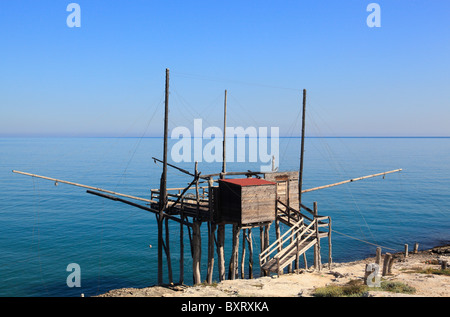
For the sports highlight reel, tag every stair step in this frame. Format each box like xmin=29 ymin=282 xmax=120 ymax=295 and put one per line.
xmin=261 ymin=238 xmax=317 ymax=273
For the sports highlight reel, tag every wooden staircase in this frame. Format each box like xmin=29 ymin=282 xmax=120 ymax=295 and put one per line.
xmin=259 ymin=200 xmax=331 ymax=274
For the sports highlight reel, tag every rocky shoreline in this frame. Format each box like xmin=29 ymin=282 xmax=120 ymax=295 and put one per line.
xmin=96 ymin=245 xmax=449 ymax=297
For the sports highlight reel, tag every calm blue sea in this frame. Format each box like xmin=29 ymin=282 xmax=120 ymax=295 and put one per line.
xmin=0 ymin=137 xmax=449 ymax=297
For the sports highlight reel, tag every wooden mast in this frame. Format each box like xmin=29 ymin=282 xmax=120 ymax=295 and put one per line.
xmin=216 ymin=89 xmax=227 ymax=281
xmin=161 ymin=68 xmax=170 ymax=210
xmin=158 ymin=68 xmax=170 ymax=285
xmin=222 ymin=89 xmax=227 ymax=176
xmin=296 ymin=89 xmax=307 ymax=272
xmin=298 ymin=89 xmax=306 ymax=210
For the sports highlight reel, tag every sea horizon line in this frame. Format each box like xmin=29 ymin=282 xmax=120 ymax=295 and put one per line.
xmin=1 ymin=135 xmax=450 ymax=139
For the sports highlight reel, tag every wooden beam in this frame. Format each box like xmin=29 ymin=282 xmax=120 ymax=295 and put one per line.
xmin=222 ymin=89 xmax=227 ymax=175
xmin=299 ymin=89 xmax=307 ymax=210
xmin=216 ymin=224 xmax=226 ymax=281
xmin=194 ymin=161 xmax=200 ymax=218
xmin=161 ymin=67 xmax=170 ymax=210
xmin=241 ymin=229 xmax=246 ymax=279
xmin=264 ymin=224 xmax=270 ymax=259
xmin=165 ymin=217 xmax=173 ymax=284
xmin=158 ymin=68 xmax=170 ymax=285
xmin=328 ymin=217 xmax=333 ymax=269
xmin=12 ymin=170 xmax=156 ymax=203
xmin=152 ymin=185 xmax=209 ymax=192
xmin=382 ymin=253 xmax=392 ymax=276
xmin=260 ymin=226 xmax=266 ymax=276
xmin=375 ymin=247 xmax=382 ymax=265
xmin=152 ymin=157 xmax=209 ymax=180
xmin=168 ymin=176 xmax=199 ymax=213
xmin=192 ymin=220 xmax=202 ymax=284
xmin=206 ymin=178 xmax=215 ymax=284
xmin=85 ymin=190 xmax=192 ymax=227
xmin=313 ymin=202 xmax=321 ymax=271
xmin=228 ymin=224 xmax=240 ymax=280
xmin=202 ymin=170 xmax=274 ymax=179
xmin=301 ymin=169 xmax=402 ymax=193
xmin=247 ymin=228 xmax=254 ymax=279
xmin=207 ymin=222 xmax=216 ymax=284
xmin=179 ymin=210 xmax=185 ymax=284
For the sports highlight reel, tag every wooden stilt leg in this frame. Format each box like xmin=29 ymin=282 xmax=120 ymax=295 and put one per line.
xmin=247 ymin=228 xmax=254 ymax=279
xmin=192 ymin=220 xmax=202 ymax=284
xmin=207 ymin=222 xmax=216 ymax=284
xmin=241 ymin=229 xmax=246 ymax=279
xmin=165 ymin=217 xmax=173 ymax=283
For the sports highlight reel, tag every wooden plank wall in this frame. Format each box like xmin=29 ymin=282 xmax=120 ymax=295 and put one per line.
xmin=241 ymin=184 xmax=276 ymax=224
xmin=265 ymin=171 xmax=299 ymax=211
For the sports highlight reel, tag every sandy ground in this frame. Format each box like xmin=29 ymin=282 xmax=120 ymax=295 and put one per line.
xmin=97 ymin=246 xmax=450 ymax=297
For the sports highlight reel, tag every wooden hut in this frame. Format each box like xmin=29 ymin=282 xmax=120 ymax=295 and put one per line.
xmin=217 ymin=178 xmax=277 ymax=225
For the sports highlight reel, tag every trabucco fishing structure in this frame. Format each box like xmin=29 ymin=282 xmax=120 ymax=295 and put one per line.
xmin=13 ymin=68 xmax=402 ymax=286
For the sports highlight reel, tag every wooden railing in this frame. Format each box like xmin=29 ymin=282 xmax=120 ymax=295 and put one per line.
xmin=259 ymin=218 xmax=306 ymax=266
xmin=260 ymin=200 xmax=332 ymax=272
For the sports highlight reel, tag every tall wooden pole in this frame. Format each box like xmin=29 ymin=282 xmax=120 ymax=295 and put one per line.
xmin=313 ymin=201 xmax=321 ymax=271
xmin=217 ymin=89 xmax=227 ymax=281
xmin=158 ymin=68 xmax=170 ymax=285
xmin=162 ymin=68 xmax=169 ymax=206
xmin=192 ymin=161 xmax=202 ymax=284
xmin=207 ymin=178 xmax=216 ymax=284
xmin=298 ymin=89 xmax=306 ymax=210
xmin=222 ymin=89 xmax=227 ymax=175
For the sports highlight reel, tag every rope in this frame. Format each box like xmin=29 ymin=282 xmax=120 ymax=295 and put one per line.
xmin=279 ymin=104 xmax=302 ymax=164
xmin=304 ymin=102 xmax=379 ymax=245
xmin=171 ymin=71 xmax=301 ymax=92
xmin=331 ymin=229 xmax=399 ymax=252
xmin=113 ymin=99 xmax=161 ymax=191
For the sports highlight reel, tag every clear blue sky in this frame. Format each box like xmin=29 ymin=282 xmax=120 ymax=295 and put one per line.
xmin=0 ymin=0 xmax=449 ymax=137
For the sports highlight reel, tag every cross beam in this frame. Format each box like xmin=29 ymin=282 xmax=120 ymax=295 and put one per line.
xmin=301 ymin=169 xmax=402 ymax=193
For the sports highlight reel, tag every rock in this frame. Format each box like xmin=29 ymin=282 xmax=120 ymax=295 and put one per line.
xmin=431 ymin=245 xmax=450 ymax=254
xmin=330 ymin=271 xmax=345 ymax=278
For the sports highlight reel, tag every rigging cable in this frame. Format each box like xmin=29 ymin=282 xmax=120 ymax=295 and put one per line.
xmin=305 ymin=100 xmax=379 ymax=246
xmin=113 ymin=95 xmax=164 ymax=192
xmin=331 ymin=229 xmax=399 ymax=252
xmin=171 ymin=71 xmax=301 ymax=92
